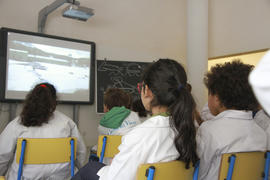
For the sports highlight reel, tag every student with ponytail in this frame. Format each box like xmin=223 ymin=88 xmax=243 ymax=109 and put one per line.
xmin=72 ymin=59 xmax=198 ymax=180
xmin=139 ymin=59 xmax=198 ymax=167
xmin=0 ymin=83 xmax=86 ymax=180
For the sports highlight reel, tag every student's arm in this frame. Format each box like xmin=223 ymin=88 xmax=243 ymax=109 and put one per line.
xmin=196 ymin=125 xmax=216 ymax=179
xmin=98 ymin=130 xmax=145 ymax=180
xmin=69 ymin=120 xmax=87 ymax=169
xmin=98 ymin=125 xmax=111 ymax=135
xmin=200 ymin=103 xmax=215 ymax=121
xmin=194 ymin=110 xmax=203 ymax=126
xmin=0 ymin=120 xmax=18 ymax=175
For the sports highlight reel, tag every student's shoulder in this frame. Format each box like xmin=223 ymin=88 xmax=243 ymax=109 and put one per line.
xmin=125 ymin=111 xmax=141 ymax=122
xmin=53 ymin=110 xmax=72 ymax=121
xmin=6 ymin=116 xmax=24 ymax=128
xmin=198 ymin=117 xmax=221 ymax=135
xmin=127 ymin=115 xmax=169 ymax=133
xmin=51 ymin=110 xmax=76 ymax=126
xmin=1 ymin=116 xmax=25 ymax=136
xmin=122 ymin=120 xmax=158 ymax=145
xmin=199 ymin=117 xmax=215 ymax=127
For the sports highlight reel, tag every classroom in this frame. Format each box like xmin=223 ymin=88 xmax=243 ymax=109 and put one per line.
xmin=1 ymin=0 xmax=270 ymax=179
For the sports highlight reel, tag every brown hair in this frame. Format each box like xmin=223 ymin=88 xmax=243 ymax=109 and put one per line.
xmin=20 ymin=82 xmax=57 ymax=127
xmin=103 ymin=88 xmax=131 ymax=110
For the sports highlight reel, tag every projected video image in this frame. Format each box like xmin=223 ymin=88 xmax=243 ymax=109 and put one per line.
xmin=5 ymin=32 xmax=92 ymax=102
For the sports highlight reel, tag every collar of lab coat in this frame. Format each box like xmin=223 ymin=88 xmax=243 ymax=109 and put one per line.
xmin=214 ymin=110 xmax=253 ymax=121
xmin=137 ymin=115 xmax=170 ymax=128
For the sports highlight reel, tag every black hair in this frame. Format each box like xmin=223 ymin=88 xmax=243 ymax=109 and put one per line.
xmin=131 ymin=95 xmax=147 ymax=117
xmin=141 ymin=59 xmax=198 ymax=167
xmin=204 ymin=60 xmax=258 ymax=111
xmin=20 ymin=82 xmax=57 ymax=127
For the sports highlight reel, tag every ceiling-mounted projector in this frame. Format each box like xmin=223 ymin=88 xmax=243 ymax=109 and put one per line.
xmin=38 ymin=0 xmax=95 ymax=33
xmin=62 ymin=4 xmax=94 ymax=21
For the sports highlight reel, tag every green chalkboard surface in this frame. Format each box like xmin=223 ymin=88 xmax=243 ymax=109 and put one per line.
xmin=97 ymin=60 xmax=150 ymax=113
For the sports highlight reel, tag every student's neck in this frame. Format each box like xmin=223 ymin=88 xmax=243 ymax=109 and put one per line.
xmin=217 ymin=106 xmax=228 ymax=114
xmin=151 ymin=106 xmax=168 ymax=116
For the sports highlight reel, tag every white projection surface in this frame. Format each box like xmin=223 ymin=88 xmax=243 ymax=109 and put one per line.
xmin=5 ymin=32 xmax=92 ymax=102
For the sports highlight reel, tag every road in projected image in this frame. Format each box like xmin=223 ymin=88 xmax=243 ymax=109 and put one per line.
xmin=7 ymin=59 xmax=89 ymax=95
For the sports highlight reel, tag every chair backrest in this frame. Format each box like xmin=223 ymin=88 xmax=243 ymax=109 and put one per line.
xmin=264 ymin=151 xmax=270 ymax=180
xmin=136 ymin=160 xmax=195 ymax=180
xmin=97 ymin=135 xmax=122 ymax=163
xmin=16 ymin=137 xmax=77 ymax=180
xmin=218 ymin=151 xmax=266 ymax=180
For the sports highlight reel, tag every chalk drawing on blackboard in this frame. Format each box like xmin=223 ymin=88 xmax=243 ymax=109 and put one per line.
xmin=125 ymin=63 xmax=144 ymax=77
xmin=97 ymin=61 xmax=124 ymax=76
xmin=110 ymin=76 xmax=136 ymax=94
xmin=96 ymin=60 xmax=150 ymax=113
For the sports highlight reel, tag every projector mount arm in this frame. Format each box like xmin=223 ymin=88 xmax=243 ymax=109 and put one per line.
xmin=38 ymin=0 xmax=80 ymax=33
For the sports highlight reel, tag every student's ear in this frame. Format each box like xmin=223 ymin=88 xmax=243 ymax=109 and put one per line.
xmin=103 ymin=104 xmax=109 ymax=113
xmin=208 ymin=94 xmax=225 ymax=116
xmin=141 ymin=85 xmax=154 ymax=111
xmin=214 ymin=95 xmax=226 ymax=113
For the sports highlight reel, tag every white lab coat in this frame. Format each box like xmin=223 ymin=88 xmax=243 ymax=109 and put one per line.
xmin=97 ymin=115 xmax=179 ymax=180
xmin=254 ymin=110 xmax=270 ymax=149
xmin=98 ymin=111 xmax=141 ymax=135
xmin=196 ymin=110 xmax=267 ymax=180
xmin=254 ymin=109 xmax=270 ymax=180
xmin=0 ymin=110 xmax=87 ymax=180
xmin=96 ymin=111 xmax=141 ymax=165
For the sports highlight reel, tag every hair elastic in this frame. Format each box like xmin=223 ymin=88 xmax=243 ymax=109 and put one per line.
xmin=178 ymin=84 xmax=183 ymax=91
xmin=40 ymin=84 xmax=47 ymax=88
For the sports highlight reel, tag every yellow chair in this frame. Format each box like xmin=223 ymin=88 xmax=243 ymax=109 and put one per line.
xmin=16 ymin=137 xmax=77 ymax=180
xmin=97 ymin=135 xmax=122 ymax=163
xmin=136 ymin=160 xmax=197 ymax=180
xmin=0 ymin=176 xmax=5 ymax=180
xmin=218 ymin=151 xmax=266 ymax=180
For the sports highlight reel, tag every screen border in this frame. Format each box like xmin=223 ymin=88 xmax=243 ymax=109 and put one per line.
xmin=0 ymin=27 xmax=95 ymax=104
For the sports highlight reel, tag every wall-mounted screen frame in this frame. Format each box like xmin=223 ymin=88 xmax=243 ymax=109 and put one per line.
xmin=0 ymin=27 xmax=95 ymax=104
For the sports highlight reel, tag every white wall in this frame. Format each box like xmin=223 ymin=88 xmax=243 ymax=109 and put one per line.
xmin=209 ymin=0 xmax=270 ymax=58
xmin=191 ymin=0 xmax=270 ymax=108
xmin=0 ymin=0 xmax=187 ymax=149
xmin=187 ymin=0 xmax=208 ymax=109
xmin=2 ymin=0 xmax=270 ymax=150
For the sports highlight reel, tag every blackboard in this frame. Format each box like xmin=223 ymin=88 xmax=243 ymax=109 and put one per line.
xmin=96 ymin=60 xmax=151 ymax=113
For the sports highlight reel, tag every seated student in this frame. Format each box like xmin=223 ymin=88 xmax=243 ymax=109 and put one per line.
xmin=72 ymin=59 xmax=198 ymax=180
xmin=98 ymin=88 xmax=141 ymax=135
xmin=0 ymin=83 xmax=87 ymax=180
xmin=249 ymin=50 xmax=270 ymax=149
xmin=91 ymin=88 xmax=141 ymax=164
xmin=196 ymin=61 xmax=267 ymax=180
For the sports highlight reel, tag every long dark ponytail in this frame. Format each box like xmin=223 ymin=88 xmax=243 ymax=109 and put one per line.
xmin=20 ymin=82 xmax=57 ymax=127
xmin=141 ymin=59 xmax=198 ymax=167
